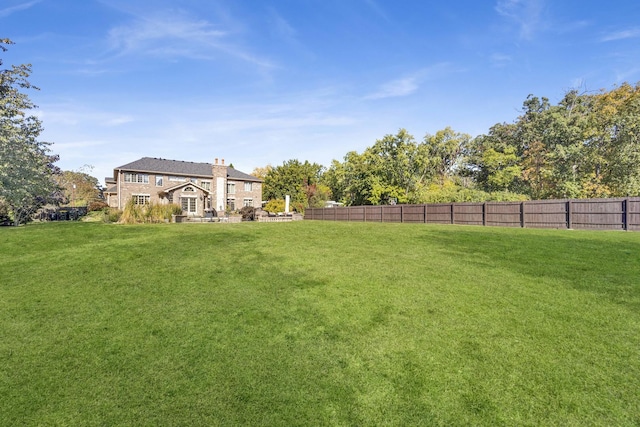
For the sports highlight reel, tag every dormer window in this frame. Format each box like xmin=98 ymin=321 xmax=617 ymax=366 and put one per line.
xmin=183 ymin=186 xmax=195 ymax=192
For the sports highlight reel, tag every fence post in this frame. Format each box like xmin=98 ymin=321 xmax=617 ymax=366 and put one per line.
xmin=623 ymin=199 xmax=629 ymax=231
xmin=520 ymin=202 xmax=525 ymax=228
xmin=400 ymin=205 xmax=404 ymax=223
xmin=567 ymin=200 xmax=573 ymax=229
xmin=424 ymin=204 xmax=427 ymax=224
xmin=451 ymin=204 xmax=454 ymax=224
xmin=483 ymin=202 xmax=486 ymax=226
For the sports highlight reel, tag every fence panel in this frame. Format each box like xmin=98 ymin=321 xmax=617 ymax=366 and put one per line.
xmin=364 ymin=206 xmax=383 ymax=222
xmin=426 ymin=204 xmax=453 ymax=224
xmin=486 ymin=202 xmax=521 ymax=227
xmin=629 ymin=199 xmax=640 ymax=231
xmin=524 ymin=200 xmax=568 ymax=229
xmin=304 ymin=198 xmax=640 ymax=231
xmin=333 ymin=208 xmax=348 ymax=221
xmin=571 ymin=199 xmax=624 ymax=230
xmin=402 ymin=205 xmax=427 ymax=223
xmin=382 ymin=206 xmax=402 ymax=222
xmin=454 ymin=203 xmax=484 ymax=226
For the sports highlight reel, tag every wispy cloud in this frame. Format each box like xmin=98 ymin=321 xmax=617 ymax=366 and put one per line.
xmin=490 ymin=53 xmax=512 ymax=67
xmin=614 ymin=67 xmax=640 ymax=83
xmin=268 ymin=9 xmax=297 ymax=41
xmin=495 ymin=0 xmax=545 ymax=40
xmin=105 ymin=9 xmax=273 ymax=67
xmin=363 ymin=0 xmax=391 ymax=22
xmin=365 ymin=76 xmax=420 ymax=100
xmin=0 ymin=0 xmax=41 ymax=18
xmin=37 ymin=106 xmax=134 ymax=128
xmin=364 ymin=64 xmax=453 ymax=100
xmin=601 ymin=27 xmax=640 ymax=42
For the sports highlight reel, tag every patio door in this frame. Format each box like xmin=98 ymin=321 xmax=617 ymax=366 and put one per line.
xmin=181 ymin=197 xmax=197 ymax=215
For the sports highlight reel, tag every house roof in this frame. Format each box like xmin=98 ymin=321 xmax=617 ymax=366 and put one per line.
xmin=115 ymin=157 xmax=262 ymax=182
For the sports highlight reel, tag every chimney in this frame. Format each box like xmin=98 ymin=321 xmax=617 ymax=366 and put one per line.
xmin=214 ymin=158 xmax=218 ymax=165
xmin=221 ymin=158 xmax=225 ymax=166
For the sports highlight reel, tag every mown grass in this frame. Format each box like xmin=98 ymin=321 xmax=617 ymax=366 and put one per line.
xmin=1 ymin=221 xmax=639 ymax=426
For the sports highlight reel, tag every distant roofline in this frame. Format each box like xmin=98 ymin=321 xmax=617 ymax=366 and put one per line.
xmin=112 ymin=157 xmax=262 ymax=182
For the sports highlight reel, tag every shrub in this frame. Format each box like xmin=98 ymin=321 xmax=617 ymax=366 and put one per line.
xmin=88 ymin=200 xmax=109 ymax=212
xmin=264 ymin=199 xmax=285 ymax=214
xmin=120 ymin=198 xmax=183 ymax=224
xmin=238 ymin=206 xmax=256 ymax=221
xmin=104 ymin=208 xmax=122 ymax=223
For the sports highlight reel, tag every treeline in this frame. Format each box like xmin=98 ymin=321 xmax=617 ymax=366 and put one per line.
xmin=261 ymin=82 xmax=640 ymax=209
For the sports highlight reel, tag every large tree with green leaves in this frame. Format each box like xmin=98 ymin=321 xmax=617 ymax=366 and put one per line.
xmin=262 ymin=159 xmax=327 ymax=211
xmin=471 ymin=84 xmax=640 ymax=199
xmin=0 ymin=39 xmax=61 ymax=225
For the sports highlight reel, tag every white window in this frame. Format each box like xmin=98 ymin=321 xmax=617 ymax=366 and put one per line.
xmin=132 ymin=194 xmax=150 ymax=205
xmin=244 ymin=182 xmax=253 ymax=192
xmin=181 ymin=197 xmax=197 ymax=213
xmin=168 ymin=176 xmax=186 ymax=182
xmin=156 ymin=176 xmax=163 ymax=186
xmin=227 ymin=199 xmax=235 ymax=211
xmin=124 ymin=173 xmax=149 ymax=183
xmin=183 ymin=186 xmax=195 ymax=192
xmin=227 ymin=182 xmax=236 ymax=194
xmin=243 ymin=198 xmax=253 ymax=207
xmin=200 ymin=181 xmax=211 ymax=191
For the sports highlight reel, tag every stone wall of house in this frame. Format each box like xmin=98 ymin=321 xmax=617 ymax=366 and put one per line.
xmin=226 ymin=181 xmax=262 ymax=209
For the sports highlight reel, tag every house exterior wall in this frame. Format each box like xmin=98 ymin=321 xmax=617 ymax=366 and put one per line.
xmin=226 ymin=180 xmax=262 ymax=209
xmin=112 ymin=162 xmax=262 ymax=215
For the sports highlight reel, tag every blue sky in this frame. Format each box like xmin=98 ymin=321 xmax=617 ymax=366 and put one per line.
xmin=2 ymin=0 xmax=639 ymax=183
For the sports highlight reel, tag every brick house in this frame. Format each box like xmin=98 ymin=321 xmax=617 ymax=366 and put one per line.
xmin=104 ymin=157 xmax=262 ymax=216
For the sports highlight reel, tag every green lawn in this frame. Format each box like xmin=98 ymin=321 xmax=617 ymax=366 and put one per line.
xmin=1 ymin=221 xmax=639 ymax=426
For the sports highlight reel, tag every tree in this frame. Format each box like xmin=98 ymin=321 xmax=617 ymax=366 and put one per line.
xmin=263 ymin=159 xmax=326 ymax=210
xmin=251 ymin=164 xmax=273 ymax=180
xmin=54 ymin=166 xmax=101 ymax=207
xmin=588 ymin=83 xmax=640 ymax=196
xmin=0 ymin=39 xmax=61 ymax=225
xmin=423 ymin=127 xmax=471 ymax=184
xmin=330 ymin=128 xmax=476 ymax=205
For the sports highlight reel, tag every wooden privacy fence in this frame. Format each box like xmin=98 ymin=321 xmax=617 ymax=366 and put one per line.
xmin=304 ymin=198 xmax=640 ymax=231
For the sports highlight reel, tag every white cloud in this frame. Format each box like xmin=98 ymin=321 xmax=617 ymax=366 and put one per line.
xmin=0 ymin=0 xmax=41 ymax=18
xmin=364 ymin=64 xmax=453 ymax=100
xmin=495 ymin=0 xmax=545 ymax=40
xmin=105 ymin=9 xmax=273 ymax=67
xmin=364 ymin=76 xmax=420 ymax=100
xmin=601 ymin=28 xmax=640 ymax=42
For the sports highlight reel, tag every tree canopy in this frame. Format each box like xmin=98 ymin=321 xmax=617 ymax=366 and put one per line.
xmin=0 ymin=39 xmax=61 ymax=225
xmin=262 ymin=159 xmax=328 ymax=212
xmin=316 ymin=83 xmax=640 ymax=206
